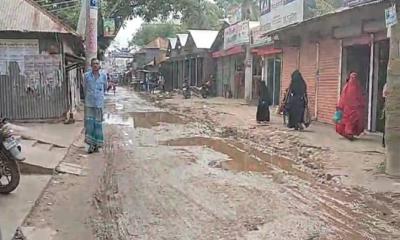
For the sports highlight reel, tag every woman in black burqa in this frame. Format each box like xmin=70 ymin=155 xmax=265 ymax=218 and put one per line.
xmin=285 ymin=70 xmax=307 ymax=130
xmin=256 ymin=81 xmax=271 ymax=123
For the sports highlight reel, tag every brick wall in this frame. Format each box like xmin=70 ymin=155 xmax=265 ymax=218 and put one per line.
xmin=299 ymin=42 xmax=317 ymax=118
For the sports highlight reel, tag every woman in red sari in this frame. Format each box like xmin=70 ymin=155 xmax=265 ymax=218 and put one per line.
xmin=336 ymin=72 xmax=366 ymax=140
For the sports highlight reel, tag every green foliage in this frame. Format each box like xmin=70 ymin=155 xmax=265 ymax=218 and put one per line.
xmin=33 ymin=0 xmax=81 ymax=29
xmin=129 ymin=23 xmax=183 ymax=47
xmin=180 ymin=1 xmax=224 ymax=30
xmin=127 ymin=0 xmax=224 ymax=48
xmin=304 ymin=0 xmax=344 ymax=19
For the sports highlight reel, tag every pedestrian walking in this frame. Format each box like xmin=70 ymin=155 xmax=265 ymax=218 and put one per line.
xmin=158 ymin=73 xmax=165 ymax=92
xmin=335 ymin=71 xmax=366 ymax=141
xmin=256 ymin=81 xmax=271 ymax=123
xmin=84 ymin=58 xmax=107 ymax=153
xmin=285 ymin=70 xmax=308 ymax=130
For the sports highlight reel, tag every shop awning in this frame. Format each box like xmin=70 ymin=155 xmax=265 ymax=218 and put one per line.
xmin=252 ymin=46 xmax=282 ymax=56
xmin=212 ymin=46 xmax=244 ymax=58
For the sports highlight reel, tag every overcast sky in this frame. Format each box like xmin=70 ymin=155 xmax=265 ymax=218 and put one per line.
xmin=112 ymin=17 xmax=143 ymax=49
xmin=112 ymin=0 xmax=216 ymax=49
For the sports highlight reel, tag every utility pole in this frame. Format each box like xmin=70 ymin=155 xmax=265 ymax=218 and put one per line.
xmin=244 ymin=0 xmax=253 ymax=102
xmin=85 ymin=0 xmax=99 ymax=69
xmin=385 ymin=5 xmax=400 ymax=176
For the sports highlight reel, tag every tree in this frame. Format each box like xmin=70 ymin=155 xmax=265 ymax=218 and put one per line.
xmin=129 ymin=23 xmax=182 ymax=47
xmin=304 ymin=0 xmax=343 ymax=19
xmin=33 ymin=0 xmax=81 ymax=29
xmin=385 ymin=20 xmax=400 ymax=176
xmin=180 ymin=1 xmax=223 ymax=30
xmin=215 ymin=0 xmax=259 ymax=20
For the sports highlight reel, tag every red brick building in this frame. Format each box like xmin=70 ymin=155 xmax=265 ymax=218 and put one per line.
xmin=273 ymin=1 xmax=390 ymax=132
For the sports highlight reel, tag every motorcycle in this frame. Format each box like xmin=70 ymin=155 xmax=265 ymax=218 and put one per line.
xmin=182 ymin=81 xmax=191 ymax=99
xmin=201 ymin=80 xmax=211 ymax=99
xmin=0 ymin=118 xmax=25 ymax=194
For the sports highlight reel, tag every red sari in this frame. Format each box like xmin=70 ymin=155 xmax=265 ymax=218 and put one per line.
xmin=336 ymin=78 xmax=365 ymax=139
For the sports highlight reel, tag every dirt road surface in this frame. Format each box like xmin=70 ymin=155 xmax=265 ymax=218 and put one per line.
xmin=24 ymin=88 xmax=400 ymax=240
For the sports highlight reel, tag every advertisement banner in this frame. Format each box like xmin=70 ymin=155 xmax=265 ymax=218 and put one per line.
xmin=260 ymin=0 xmax=304 ymax=32
xmin=0 ymin=39 xmax=39 ymax=74
xmin=104 ymin=18 xmax=116 ymax=37
xmin=87 ymin=18 xmax=97 ymax=53
xmin=385 ymin=5 xmax=398 ymax=28
xmin=260 ymin=0 xmax=272 ymax=31
xmin=224 ymin=21 xmax=250 ymax=50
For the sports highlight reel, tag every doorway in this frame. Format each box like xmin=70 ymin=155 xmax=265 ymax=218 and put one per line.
xmin=374 ymin=40 xmax=389 ymax=132
xmin=265 ymin=56 xmax=281 ymax=105
xmin=344 ymin=45 xmax=370 ymax=92
xmin=343 ymin=44 xmax=371 ymax=127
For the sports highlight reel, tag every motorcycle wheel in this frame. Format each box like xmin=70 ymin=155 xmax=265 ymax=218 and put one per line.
xmin=0 ymin=158 xmax=20 ymax=194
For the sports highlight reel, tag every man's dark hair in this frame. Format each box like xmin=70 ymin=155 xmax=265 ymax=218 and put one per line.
xmin=91 ymin=58 xmax=99 ymax=64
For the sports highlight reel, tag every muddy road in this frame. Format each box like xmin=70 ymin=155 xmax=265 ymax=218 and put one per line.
xmin=93 ymin=88 xmax=400 ymax=240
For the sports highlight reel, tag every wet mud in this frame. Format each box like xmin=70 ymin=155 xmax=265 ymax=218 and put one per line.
xmin=104 ymin=111 xmax=186 ymax=129
xmin=163 ymin=137 xmax=312 ymax=181
xmin=162 ymin=137 xmax=400 ymax=239
xmin=96 ymin=89 xmax=400 ymax=239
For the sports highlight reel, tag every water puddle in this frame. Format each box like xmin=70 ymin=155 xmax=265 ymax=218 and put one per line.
xmin=129 ymin=112 xmax=186 ymax=129
xmin=162 ymin=137 xmax=311 ymax=180
xmin=115 ymin=103 xmax=124 ymax=110
xmin=104 ymin=113 xmax=134 ymax=127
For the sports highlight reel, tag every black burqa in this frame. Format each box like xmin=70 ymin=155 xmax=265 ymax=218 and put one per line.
xmin=286 ymin=70 xmax=307 ymax=129
xmin=256 ymin=82 xmax=271 ymax=122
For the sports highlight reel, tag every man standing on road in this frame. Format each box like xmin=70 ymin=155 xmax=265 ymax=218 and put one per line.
xmin=84 ymin=58 xmax=107 ymax=153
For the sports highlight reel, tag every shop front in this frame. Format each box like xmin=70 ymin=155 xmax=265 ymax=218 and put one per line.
xmin=212 ymin=47 xmax=245 ymax=98
xmin=340 ymin=32 xmax=389 ymax=132
xmin=251 ymin=45 xmax=282 ymax=106
xmin=273 ymin=0 xmax=390 ymax=128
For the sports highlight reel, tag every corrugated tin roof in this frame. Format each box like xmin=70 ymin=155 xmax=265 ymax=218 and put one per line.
xmin=0 ymin=0 xmax=77 ymax=34
xmin=144 ymin=37 xmax=169 ymax=50
xmin=176 ymin=34 xmax=189 ymax=47
xmin=168 ymin=38 xmax=177 ymax=49
xmin=188 ymin=30 xmax=218 ymax=49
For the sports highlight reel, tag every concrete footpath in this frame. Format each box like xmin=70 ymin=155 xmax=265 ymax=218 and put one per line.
xmin=0 ymin=120 xmax=83 ymax=240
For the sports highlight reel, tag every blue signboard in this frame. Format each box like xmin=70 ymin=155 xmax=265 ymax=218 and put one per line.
xmin=90 ymin=0 xmax=98 ymax=8
xmin=385 ymin=5 xmax=398 ymax=28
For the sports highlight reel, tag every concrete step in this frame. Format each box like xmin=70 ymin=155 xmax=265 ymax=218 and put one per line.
xmin=0 ymin=175 xmax=51 ymax=240
xmin=19 ymin=140 xmax=68 ymax=175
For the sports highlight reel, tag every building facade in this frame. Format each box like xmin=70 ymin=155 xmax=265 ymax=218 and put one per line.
xmin=0 ymin=0 xmax=84 ymax=120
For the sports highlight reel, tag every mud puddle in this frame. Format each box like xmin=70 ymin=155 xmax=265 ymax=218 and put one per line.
xmin=162 ymin=137 xmax=400 ymax=238
xmin=104 ymin=112 xmax=187 ymax=129
xmin=162 ymin=137 xmax=311 ymax=180
xmin=130 ymin=112 xmax=187 ymax=129
xmin=104 ymin=113 xmax=134 ymax=127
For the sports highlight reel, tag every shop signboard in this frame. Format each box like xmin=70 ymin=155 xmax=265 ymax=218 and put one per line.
xmin=224 ymin=21 xmax=250 ymax=50
xmin=90 ymin=0 xmax=98 ymax=9
xmin=385 ymin=5 xmax=398 ymax=28
xmin=343 ymin=0 xmax=375 ymax=7
xmin=251 ymin=25 xmax=273 ymax=46
xmin=260 ymin=0 xmax=304 ymax=32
